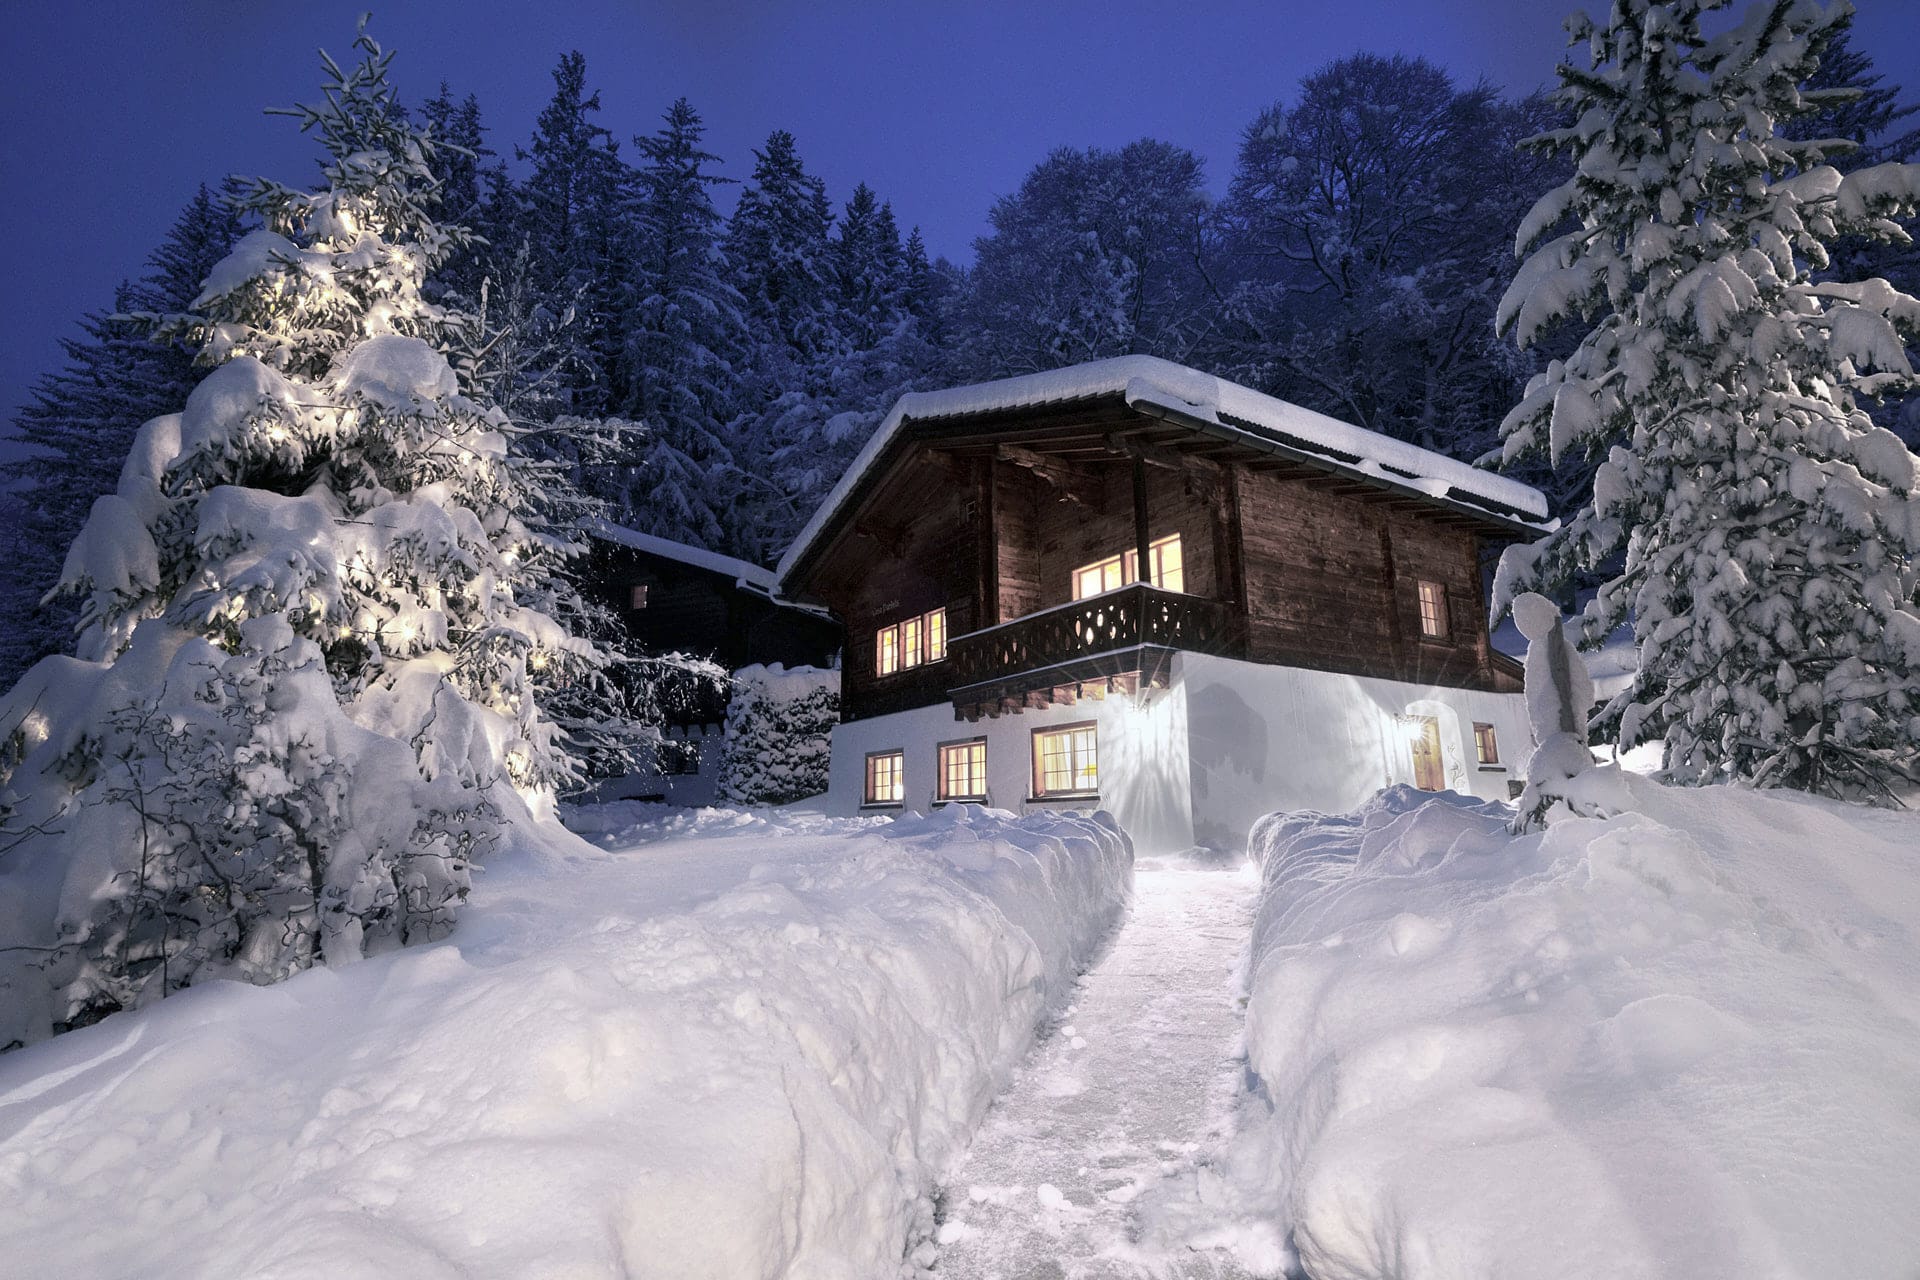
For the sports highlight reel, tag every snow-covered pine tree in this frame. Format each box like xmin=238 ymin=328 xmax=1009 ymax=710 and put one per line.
xmin=418 ymin=83 xmax=499 ymax=316
xmin=727 ymin=129 xmax=838 ymax=370
xmin=833 ymin=184 xmax=906 ymax=351
xmin=1495 ymin=0 xmax=1920 ymax=800
xmin=0 ymin=22 xmax=618 ymax=1046
xmin=504 ymin=52 xmax=634 ymax=417
xmin=616 ymin=98 xmax=748 ymax=552
xmin=1787 ymin=27 xmax=1920 ymax=449
xmin=0 ymin=185 xmax=245 ymax=688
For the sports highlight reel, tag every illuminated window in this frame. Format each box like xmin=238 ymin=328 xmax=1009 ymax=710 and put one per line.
xmin=874 ymin=607 xmax=948 ymax=675
xmin=864 ymin=750 xmax=905 ymax=805
xmin=629 ymin=583 xmax=650 ymax=610
xmin=938 ymin=739 xmax=988 ymax=801
xmin=1032 ymin=723 xmax=1099 ymax=797
xmin=1072 ymin=534 xmax=1184 ymax=599
xmin=1416 ymin=580 xmax=1449 ymax=639
xmin=902 ymin=614 xmax=924 ymax=669
xmin=1474 ymin=722 xmax=1500 ymax=765
xmin=926 ymin=607 xmax=947 ymax=662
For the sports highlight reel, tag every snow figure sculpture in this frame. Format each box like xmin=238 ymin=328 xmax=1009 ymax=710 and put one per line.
xmin=1511 ymin=592 xmax=1604 ymax=831
xmin=1494 ymin=0 xmax=1920 ymax=803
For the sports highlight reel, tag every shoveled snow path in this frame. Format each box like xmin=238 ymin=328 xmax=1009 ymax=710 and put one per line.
xmin=932 ymin=861 xmax=1259 ymax=1279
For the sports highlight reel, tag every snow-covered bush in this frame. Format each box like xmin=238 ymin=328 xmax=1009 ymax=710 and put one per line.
xmin=0 ymin=24 xmax=618 ymax=1047
xmin=1494 ymin=0 xmax=1920 ymax=801
xmin=717 ymin=663 xmax=839 ymax=805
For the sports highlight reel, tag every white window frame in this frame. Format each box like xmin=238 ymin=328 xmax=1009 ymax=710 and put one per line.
xmin=1416 ymin=579 xmax=1450 ymax=639
xmin=874 ymin=606 xmax=948 ymax=676
xmin=1072 ymin=533 xmax=1184 ymax=599
xmin=1031 ymin=722 xmax=1099 ymax=798
xmin=937 ymin=738 xmax=988 ymax=802
xmin=864 ymin=749 xmax=905 ymax=806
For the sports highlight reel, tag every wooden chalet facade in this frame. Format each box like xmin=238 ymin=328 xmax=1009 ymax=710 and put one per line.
xmin=777 ymin=358 xmax=1548 ymax=852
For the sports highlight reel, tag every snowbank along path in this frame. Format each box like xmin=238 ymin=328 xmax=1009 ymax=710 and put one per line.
xmin=0 ymin=805 xmax=1131 ymax=1280
xmin=932 ymin=859 xmax=1263 ymax=1278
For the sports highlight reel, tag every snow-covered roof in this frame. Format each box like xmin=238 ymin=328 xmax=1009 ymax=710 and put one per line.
xmin=588 ymin=521 xmax=778 ymax=595
xmin=776 ymin=356 xmax=1551 ymax=585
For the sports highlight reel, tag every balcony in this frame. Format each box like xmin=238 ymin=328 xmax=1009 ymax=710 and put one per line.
xmin=946 ymin=584 xmax=1235 ymax=720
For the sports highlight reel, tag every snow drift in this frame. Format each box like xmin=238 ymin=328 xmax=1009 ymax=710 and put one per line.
xmin=1197 ymin=781 xmax=1920 ymax=1279
xmin=0 ymin=804 xmax=1130 ymax=1278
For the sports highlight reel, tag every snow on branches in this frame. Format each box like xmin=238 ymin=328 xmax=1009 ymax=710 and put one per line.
xmin=1495 ymin=0 xmax=1920 ymax=801
xmin=0 ymin=21 xmax=626 ymax=1047
xmin=718 ymin=664 xmax=839 ymax=806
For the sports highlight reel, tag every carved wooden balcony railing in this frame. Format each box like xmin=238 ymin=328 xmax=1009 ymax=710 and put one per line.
xmin=947 ymin=585 xmax=1234 ymax=696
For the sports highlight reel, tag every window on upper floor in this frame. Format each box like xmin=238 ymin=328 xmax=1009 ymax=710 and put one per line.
xmin=875 ymin=607 xmax=947 ymax=676
xmin=629 ymin=583 xmax=650 ymax=610
xmin=1416 ymin=579 xmax=1450 ymax=640
xmin=1072 ymin=533 xmax=1184 ymax=600
xmin=865 ymin=750 xmax=905 ymax=805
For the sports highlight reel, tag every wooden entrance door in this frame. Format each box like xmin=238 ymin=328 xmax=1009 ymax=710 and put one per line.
xmin=1409 ymin=716 xmax=1444 ymax=791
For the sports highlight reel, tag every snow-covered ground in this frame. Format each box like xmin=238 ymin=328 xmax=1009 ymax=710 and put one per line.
xmin=1169 ymin=780 xmax=1920 ymax=1279
xmin=0 ymin=803 xmax=1130 ymax=1279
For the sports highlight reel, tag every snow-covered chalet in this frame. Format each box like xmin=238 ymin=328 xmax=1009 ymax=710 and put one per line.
xmin=775 ymin=357 xmax=1550 ymax=854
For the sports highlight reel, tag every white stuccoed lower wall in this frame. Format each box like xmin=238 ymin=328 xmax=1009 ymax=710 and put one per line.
xmin=1177 ymin=652 xmax=1532 ymax=851
xmin=827 ymin=681 xmax=1196 ymax=856
xmin=826 ymin=653 xmax=1533 ymax=856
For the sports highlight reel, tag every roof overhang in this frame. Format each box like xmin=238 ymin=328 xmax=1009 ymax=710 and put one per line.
xmin=778 ymin=380 xmax=1554 ymax=605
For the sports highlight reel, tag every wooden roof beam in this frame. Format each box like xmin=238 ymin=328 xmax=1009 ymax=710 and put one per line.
xmin=995 ymin=444 xmax=1103 ymax=507
xmin=1104 ymin=431 xmax=1226 ymax=480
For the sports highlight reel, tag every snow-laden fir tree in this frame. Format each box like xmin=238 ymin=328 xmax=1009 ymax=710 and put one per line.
xmin=727 ymin=130 xmax=838 ymax=370
xmin=615 ymin=98 xmax=749 ymax=552
xmin=0 ymin=23 xmax=619 ymax=1047
xmin=0 ymin=186 xmax=245 ymax=688
xmin=504 ymin=52 xmax=634 ymax=417
xmin=1495 ymin=0 xmax=1920 ymax=800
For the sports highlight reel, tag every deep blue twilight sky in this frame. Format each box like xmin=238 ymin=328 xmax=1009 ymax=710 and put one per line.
xmin=5 ymin=0 xmax=1919 ymax=441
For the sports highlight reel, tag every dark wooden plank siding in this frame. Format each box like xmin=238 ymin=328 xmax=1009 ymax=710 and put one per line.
xmin=1235 ymin=467 xmax=1495 ymax=688
xmin=1026 ymin=462 xmax=1218 ymax=610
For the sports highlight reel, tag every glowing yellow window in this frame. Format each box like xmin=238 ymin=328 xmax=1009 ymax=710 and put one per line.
xmin=864 ymin=750 xmax=905 ymax=805
xmin=925 ymin=607 xmax=947 ymax=662
xmin=1072 ymin=534 xmax=1184 ymax=599
xmin=875 ymin=624 xmax=900 ymax=676
xmin=938 ymin=739 xmax=987 ymax=801
xmin=1032 ymin=723 xmax=1099 ymax=797
xmin=1417 ymin=580 xmax=1449 ymax=639
xmin=902 ymin=614 xmax=924 ymax=669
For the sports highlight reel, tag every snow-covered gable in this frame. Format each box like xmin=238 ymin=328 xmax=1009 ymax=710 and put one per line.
xmin=777 ymin=356 xmax=1552 ymax=585
xmin=588 ymin=520 xmax=779 ymax=596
